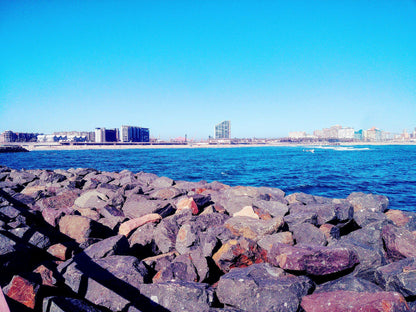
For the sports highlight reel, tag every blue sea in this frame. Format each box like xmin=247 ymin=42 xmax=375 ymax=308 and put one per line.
xmin=1 ymin=145 xmax=415 ymax=211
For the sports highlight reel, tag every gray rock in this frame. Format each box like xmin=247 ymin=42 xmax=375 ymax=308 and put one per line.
xmin=154 ymin=210 xmax=193 ymax=253
xmin=216 ymin=263 xmax=313 ymax=312
xmin=122 ymin=195 xmax=175 ymax=219
xmin=375 ymin=257 xmax=416 ymax=298
xmin=0 ymin=205 xmax=21 ymax=219
xmin=314 ymin=275 xmax=383 ymax=293
xmin=43 ymin=296 xmax=103 ymax=312
xmin=151 ymin=176 xmax=174 ymax=189
xmin=139 ymin=281 xmax=214 ymax=312
xmin=347 ymin=192 xmax=389 ymax=213
xmin=291 ymin=223 xmax=327 ymax=246
xmin=9 ymin=170 xmax=37 ymax=185
xmin=58 ymin=255 xmax=149 ymax=311
xmin=284 ymin=211 xmax=318 ymax=227
xmin=129 ymin=222 xmax=159 ymax=258
xmin=153 ymin=253 xmax=199 ymax=283
xmin=82 ymin=235 xmax=130 ymax=259
xmin=253 ymin=200 xmax=289 ymax=218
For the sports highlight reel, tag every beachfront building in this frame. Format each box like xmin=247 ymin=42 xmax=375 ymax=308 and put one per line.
xmin=337 ymin=127 xmax=355 ymax=140
xmin=1 ymin=131 xmax=39 ymax=143
xmin=95 ymin=128 xmax=119 ymax=143
xmin=120 ymin=125 xmax=150 ymax=142
xmin=215 ymin=120 xmax=231 ymax=139
xmin=288 ymin=131 xmax=307 ymax=139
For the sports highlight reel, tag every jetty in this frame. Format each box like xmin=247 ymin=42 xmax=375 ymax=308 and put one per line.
xmin=0 ymin=145 xmax=29 ymax=153
xmin=0 ymin=166 xmax=414 ymax=311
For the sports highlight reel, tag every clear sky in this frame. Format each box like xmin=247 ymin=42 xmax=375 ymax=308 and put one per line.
xmin=1 ymin=1 xmax=415 ymax=140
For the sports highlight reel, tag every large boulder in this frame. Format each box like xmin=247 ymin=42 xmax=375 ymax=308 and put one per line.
xmin=382 ymin=224 xmax=416 ymax=261
xmin=375 ymin=257 xmax=416 ymax=298
xmin=58 ymin=215 xmax=112 ymax=244
xmin=139 ymin=281 xmax=214 ymax=312
xmin=212 ymin=237 xmax=267 ymax=273
xmin=224 ymin=216 xmax=284 ymax=241
xmin=267 ymin=243 xmax=359 ymax=276
xmin=347 ymin=192 xmax=389 ymax=213
xmin=43 ymin=296 xmax=103 ymax=312
xmin=58 ymin=255 xmax=149 ymax=311
xmin=216 ymin=263 xmax=313 ymax=312
xmin=301 ymin=290 xmax=409 ymax=312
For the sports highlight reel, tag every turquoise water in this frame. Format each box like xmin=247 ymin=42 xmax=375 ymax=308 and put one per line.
xmin=1 ymin=145 xmax=415 ymax=211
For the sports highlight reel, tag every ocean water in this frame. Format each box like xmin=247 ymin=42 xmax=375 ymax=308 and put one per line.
xmin=1 ymin=145 xmax=415 ymax=211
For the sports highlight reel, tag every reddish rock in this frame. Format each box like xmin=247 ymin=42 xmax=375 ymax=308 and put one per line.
xmin=4 ymin=275 xmax=40 ymax=309
xmin=301 ymin=290 xmax=409 ymax=312
xmin=41 ymin=208 xmax=66 ymax=227
xmin=176 ymin=197 xmax=199 ymax=215
xmin=34 ymin=265 xmax=56 ymax=287
xmin=382 ymin=224 xmax=416 ymax=261
xmin=118 ymin=213 xmax=162 ymax=237
xmin=385 ymin=210 xmax=411 ymax=227
xmin=268 ymin=243 xmax=359 ymax=275
xmin=47 ymin=243 xmax=70 ymax=261
xmin=58 ymin=215 xmax=110 ymax=244
xmin=37 ymin=190 xmax=79 ymax=211
xmin=212 ymin=237 xmax=267 ymax=273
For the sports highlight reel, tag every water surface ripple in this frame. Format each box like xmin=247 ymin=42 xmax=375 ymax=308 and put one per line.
xmin=1 ymin=145 xmax=415 ymax=211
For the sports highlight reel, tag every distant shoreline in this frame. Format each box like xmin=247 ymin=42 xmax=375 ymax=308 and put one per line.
xmin=3 ymin=141 xmax=416 ymax=151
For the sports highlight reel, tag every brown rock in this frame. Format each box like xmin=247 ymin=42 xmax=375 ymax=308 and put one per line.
xmin=4 ymin=275 xmax=40 ymax=309
xmin=385 ymin=210 xmax=411 ymax=227
xmin=268 ymin=243 xmax=359 ymax=276
xmin=118 ymin=213 xmax=162 ymax=237
xmin=176 ymin=197 xmax=199 ymax=215
xmin=319 ymin=224 xmax=340 ymax=241
xmin=382 ymin=224 xmax=416 ymax=261
xmin=37 ymin=190 xmax=79 ymax=211
xmin=212 ymin=237 xmax=267 ymax=273
xmin=150 ymin=187 xmax=182 ymax=200
xmin=47 ymin=243 xmax=70 ymax=261
xmin=232 ymin=206 xmax=259 ymax=219
xmin=301 ymin=290 xmax=409 ymax=312
xmin=224 ymin=216 xmax=284 ymax=240
xmin=34 ymin=265 xmax=56 ymax=287
xmin=59 ymin=215 xmax=104 ymax=244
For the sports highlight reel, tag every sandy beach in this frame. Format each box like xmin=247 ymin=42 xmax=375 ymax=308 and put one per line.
xmin=4 ymin=140 xmax=416 ymax=152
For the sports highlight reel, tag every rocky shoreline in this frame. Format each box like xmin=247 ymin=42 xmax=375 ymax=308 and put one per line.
xmin=1 ymin=166 xmax=416 ymax=311
xmin=0 ymin=146 xmax=29 ymax=153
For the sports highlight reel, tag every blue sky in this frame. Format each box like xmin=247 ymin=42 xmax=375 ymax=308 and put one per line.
xmin=1 ymin=1 xmax=415 ymax=140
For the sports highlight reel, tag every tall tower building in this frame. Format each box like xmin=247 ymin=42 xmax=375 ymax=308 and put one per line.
xmin=120 ymin=125 xmax=150 ymax=142
xmin=215 ymin=121 xmax=231 ymax=139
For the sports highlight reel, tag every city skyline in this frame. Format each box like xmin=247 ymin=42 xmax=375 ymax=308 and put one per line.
xmin=1 ymin=1 xmax=415 ymax=140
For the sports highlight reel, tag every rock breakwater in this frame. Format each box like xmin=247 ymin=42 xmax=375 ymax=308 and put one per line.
xmin=0 ymin=165 xmax=415 ymax=311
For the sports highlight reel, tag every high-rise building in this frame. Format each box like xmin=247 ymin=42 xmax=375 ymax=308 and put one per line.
xmin=215 ymin=121 xmax=231 ymax=139
xmin=120 ymin=126 xmax=150 ymax=142
xmin=95 ymin=128 xmax=119 ymax=143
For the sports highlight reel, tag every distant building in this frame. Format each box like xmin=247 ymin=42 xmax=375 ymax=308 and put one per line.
xmin=366 ymin=127 xmax=382 ymax=142
xmin=354 ymin=130 xmax=364 ymax=140
xmin=215 ymin=121 xmax=231 ymax=139
xmin=337 ymin=127 xmax=354 ymax=139
xmin=95 ymin=128 xmax=119 ymax=143
xmin=288 ymin=131 xmax=307 ymax=139
xmin=1 ymin=130 xmax=39 ymax=143
xmin=120 ymin=125 xmax=150 ymax=142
